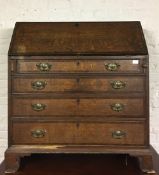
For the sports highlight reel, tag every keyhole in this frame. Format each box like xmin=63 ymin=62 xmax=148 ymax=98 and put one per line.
xmin=77 ymin=98 xmax=80 ymax=104
xmin=76 ymin=122 xmax=80 ymax=128
xmin=76 ymin=61 xmax=80 ymax=66
xmin=76 ymin=78 xmax=80 ymax=83
xmin=75 ymin=23 xmax=79 ymax=27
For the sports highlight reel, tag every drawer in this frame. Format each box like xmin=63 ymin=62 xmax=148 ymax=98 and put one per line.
xmin=12 ymin=121 xmax=145 ymax=145
xmin=12 ymin=76 xmax=144 ymax=93
xmin=12 ymin=98 xmax=144 ymax=116
xmin=17 ymin=59 xmax=144 ymax=73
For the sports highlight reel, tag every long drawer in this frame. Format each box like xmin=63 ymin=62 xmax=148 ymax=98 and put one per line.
xmin=12 ymin=98 xmax=144 ymax=116
xmin=17 ymin=59 xmax=144 ymax=73
xmin=12 ymin=76 xmax=144 ymax=93
xmin=12 ymin=121 xmax=145 ymax=145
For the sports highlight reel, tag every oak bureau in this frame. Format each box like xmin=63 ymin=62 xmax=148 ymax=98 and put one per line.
xmin=5 ymin=22 xmax=157 ymax=174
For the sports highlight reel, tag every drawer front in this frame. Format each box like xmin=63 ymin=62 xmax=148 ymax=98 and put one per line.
xmin=17 ymin=59 xmax=143 ymax=73
xmin=12 ymin=76 xmax=144 ymax=93
xmin=12 ymin=122 xmax=145 ymax=145
xmin=12 ymin=98 xmax=144 ymax=116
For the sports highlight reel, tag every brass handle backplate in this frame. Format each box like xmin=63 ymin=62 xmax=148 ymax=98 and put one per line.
xmin=31 ymin=129 xmax=46 ymax=138
xmin=31 ymin=103 xmax=46 ymax=111
xmin=105 ymin=63 xmax=120 ymax=71
xmin=111 ymin=80 xmax=126 ymax=89
xmin=112 ymin=130 xmax=126 ymax=139
xmin=31 ymin=81 xmax=47 ymax=90
xmin=36 ymin=63 xmax=52 ymax=72
xmin=111 ymin=103 xmax=124 ymax=112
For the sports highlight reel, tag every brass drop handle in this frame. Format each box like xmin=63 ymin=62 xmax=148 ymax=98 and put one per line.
xmin=31 ymin=129 xmax=46 ymax=138
xmin=105 ymin=63 xmax=120 ymax=71
xmin=31 ymin=103 xmax=46 ymax=111
xmin=111 ymin=103 xmax=124 ymax=112
xmin=111 ymin=80 xmax=126 ymax=89
xmin=112 ymin=130 xmax=126 ymax=139
xmin=31 ymin=81 xmax=47 ymax=90
xmin=36 ymin=63 xmax=52 ymax=71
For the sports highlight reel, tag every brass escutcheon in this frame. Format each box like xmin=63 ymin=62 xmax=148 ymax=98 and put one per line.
xmin=36 ymin=63 xmax=52 ymax=71
xmin=112 ymin=130 xmax=126 ymax=139
xmin=31 ymin=129 xmax=46 ymax=138
xmin=111 ymin=103 xmax=124 ymax=112
xmin=31 ymin=81 xmax=47 ymax=90
xmin=105 ymin=63 xmax=120 ymax=71
xmin=31 ymin=103 xmax=46 ymax=111
xmin=111 ymin=80 xmax=126 ymax=89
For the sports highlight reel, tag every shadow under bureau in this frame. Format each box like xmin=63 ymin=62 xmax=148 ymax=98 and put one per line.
xmin=5 ymin=22 xmax=157 ymax=174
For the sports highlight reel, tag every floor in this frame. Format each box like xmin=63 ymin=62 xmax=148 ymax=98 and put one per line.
xmin=0 ymin=154 xmax=144 ymax=175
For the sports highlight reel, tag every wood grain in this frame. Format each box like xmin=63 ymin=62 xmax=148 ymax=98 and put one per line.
xmin=12 ymin=98 xmax=144 ymax=116
xmin=17 ymin=59 xmax=143 ymax=73
xmin=12 ymin=121 xmax=145 ymax=145
xmin=12 ymin=76 xmax=144 ymax=93
xmin=8 ymin=22 xmax=148 ymax=56
xmin=0 ymin=154 xmax=146 ymax=175
xmin=6 ymin=22 xmax=154 ymax=174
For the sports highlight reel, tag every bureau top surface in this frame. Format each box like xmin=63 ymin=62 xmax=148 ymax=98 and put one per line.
xmin=8 ymin=22 xmax=148 ymax=56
